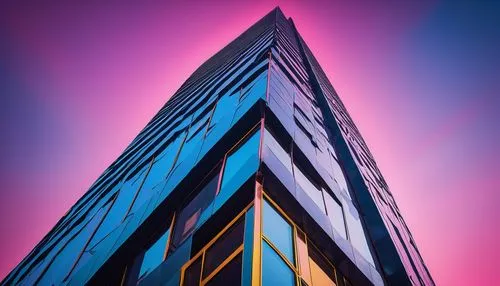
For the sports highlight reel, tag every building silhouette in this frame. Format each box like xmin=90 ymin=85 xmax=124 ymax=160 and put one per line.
xmin=3 ymin=7 xmax=434 ymax=286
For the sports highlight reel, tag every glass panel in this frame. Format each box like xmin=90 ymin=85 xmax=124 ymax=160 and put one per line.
xmin=262 ymin=241 xmax=295 ymax=286
xmin=308 ymin=244 xmax=336 ymax=286
xmin=88 ymin=186 xmax=127 ymax=249
xmin=296 ymin=231 xmax=312 ymax=286
xmin=242 ymin=207 xmax=255 ymax=286
xmin=138 ymin=228 xmax=171 ymax=279
xmin=215 ymin=130 xmax=260 ymax=211
xmin=183 ymin=256 xmax=202 ymax=286
xmin=205 ymin=253 xmax=242 ymax=286
xmin=203 ymin=218 xmax=244 ymax=277
xmin=220 ymin=131 xmax=260 ymax=192
xmin=309 ymin=258 xmax=336 ymax=286
xmin=264 ymin=129 xmax=292 ymax=172
xmin=38 ymin=207 xmax=107 ymax=284
xmin=171 ymin=173 xmax=219 ymax=250
xmin=294 ymin=165 xmax=325 ymax=214
xmin=331 ymin=158 xmax=349 ymax=194
xmin=323 ymin=192 xmax=347 ymax=240
xmin=209 ymin=93 xmax=238 ymax=128
xmin=131 ymin=133 xmax=185 ymax=214
xmin=262 ymin=200 xmax=294 ymax=264
xmin=344 ymin=209 xmax=374 ymax=264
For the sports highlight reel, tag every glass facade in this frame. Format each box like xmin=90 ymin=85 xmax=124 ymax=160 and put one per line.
xmin=3 ymin=7 xmax=433 ymax=286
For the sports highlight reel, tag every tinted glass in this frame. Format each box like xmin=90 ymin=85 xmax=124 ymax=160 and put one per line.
xmin=183 ymin=256 xmax=202 ymax=286
xmin=263 ymin=200 xmax=294 ymax=264
xmin=171 ymin=173 xmax=219 ymax=250
xmin=220 ymin=131 xmax=260 ymax=192
xmin=138 ymin=228 xmax=171 ymax=279
xmin=308 ymin=244 xmax=336 ymax=286
xmin=262 ymin=241 xmax=295 ymax=286
xmin=203 ymin=218 xmax=244 ymax=277
xmin=294 ymin=165 xmax=325 ymax=214
xmin=296 ymin=231 xmax=312 ymax=286
xmin=205 ymin=253 xmax=242 ymax=286
xmin=264 ymin=129 xmax=292 ymax=172
xmin=323 ymin=192 xmax=347 ymax=240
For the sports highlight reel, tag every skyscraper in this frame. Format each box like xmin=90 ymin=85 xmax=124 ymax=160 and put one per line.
xmin=3 ymin=7 xmax=434 ymax=286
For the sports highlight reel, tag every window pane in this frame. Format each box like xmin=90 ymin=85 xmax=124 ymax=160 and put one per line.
xmin=264 ymin=129 xmax=292 ymax=172
xmin=138 ymin=228 xmax=171 ymax=279
xmin=331 ymin=158 xmax=349 ymax=195
xmin=171 ymin=173 xmax=219 ymax=250
xmin=323 ymin=192 xmax=347 ymax=240
xmin=205 ymin=253 xmax=242 ymax=286
xmin=262 ymin=200 xmax=294 ymax=264
xmin=220 ymin=130 xmax=260 ymax=192
xmin=309 ymin=244 xmax=336 ymax=286
xmin=294 ymin=165 xmax=326 ymax=214
xmin=183 ymin=256 xmax=202 ymax=286
xmin=216 ymin=130 xmax=260 ymax=210
xmin=296 ymin=231 xmax=312 ymax=286
xmin=309 ymin=258 xmax=336 ymax=286
xmin=262 ymin=241 xmax=295 ymax=286
xmin=203 ymin=218 xmax=244 ymax=278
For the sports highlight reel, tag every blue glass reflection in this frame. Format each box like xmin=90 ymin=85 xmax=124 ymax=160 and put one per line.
xmin=216 ymin=131 xmax=260 ymax=210
xmin=262 ymin=200 xmax=294 ymax=264
xmin=262 ymin=240 xmax=295 ymax=286
xmin=139 ymin=228 xmax=171 ymax=279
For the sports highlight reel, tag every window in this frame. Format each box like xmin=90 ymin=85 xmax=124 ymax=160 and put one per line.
xmin=203 ymin=218 xmax=244 ymax=278
xmin=331 ymin=158 xmax=349 ymax=195
xmin=216 ymin=130 xmax=260 ymax=208
xmin=171 ymin=173 xmax=219 ymax=251
xmin=308 ymin=243 xmax=337 ymax=286
xmin=137 ymin=228 xmax=171 ymax=280
xmin=260 ymin=196 xmax=351 ymax=286
xmin=323 ymin=191 xmax=347 ymax=240
xmin=296 ymin=231 xmax=312 ymax=286
xmin=181 ymin=213 xmax=246 ymax=286
xmin=183 ymin=256 xmax=202 ymax=286
xmin=264 ymin=128 xmax=292 ymax=172
xmin=263 ymin=200 xmax=294 ymax=264
xmin=205 ymin=253 xmax=242 ymax=286
xmin=294 ymin=164 xmax=326 ymax=214
xmin=39 ymin=203 xmax=110 ymax=284
xmin=262 ymin=240 xmax=295 ymax=286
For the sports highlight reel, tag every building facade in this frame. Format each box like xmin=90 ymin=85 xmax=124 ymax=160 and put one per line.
xmin=3 ymin=8 xmax=434 ymax=286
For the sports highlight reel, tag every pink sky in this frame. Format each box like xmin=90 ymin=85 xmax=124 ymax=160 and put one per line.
xmin=0 ymin=1 xmax=498 ymax=284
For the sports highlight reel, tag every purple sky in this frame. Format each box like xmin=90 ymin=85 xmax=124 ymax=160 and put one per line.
xmin=1 ymin=1 xmax=499 ymax=285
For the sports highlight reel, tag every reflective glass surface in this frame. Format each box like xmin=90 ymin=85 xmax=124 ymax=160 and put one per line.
xmin=323 ymin=192 xmax=347 ymax=240
xmin=138 ymin=228 xmax=171 ymax=279
xmin=296 ymin=231 xmax=312 ymax=286
xmin=171 ymin=173 xmax=219 ymax=249
xmin=205 ymin=253 xmax=242 ymax=286
xmin=294 ymin=165 xmax=326 ymax=214
xmin=203 ymin=218 xmax=244 ymax=277
xmin=220 ymin=131 xmax=260 ymax=192
xmin=262 ymin=200 xmax=294 ymax=264
xmin=264 ymin=129 xmax=292 ymax=172
xmin=183 ymin=256 xmax=201 ymax=286
xmin=262 ymin=240 xmax=295 ymax=286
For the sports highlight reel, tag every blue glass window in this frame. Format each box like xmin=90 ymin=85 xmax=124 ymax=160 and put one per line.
xmin=262 ymin=240 xmax=295 ymax=286
xmin=262 ymin=200 xmax=294 ymax=264
xmin=138 ymin=228 xmax=171 ymax=280
xmin=216 ymin=131 xmax=260 ymax=209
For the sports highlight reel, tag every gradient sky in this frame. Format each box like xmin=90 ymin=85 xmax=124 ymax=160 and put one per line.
xmin=0 ymin=1 xmax=498 ymax=285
